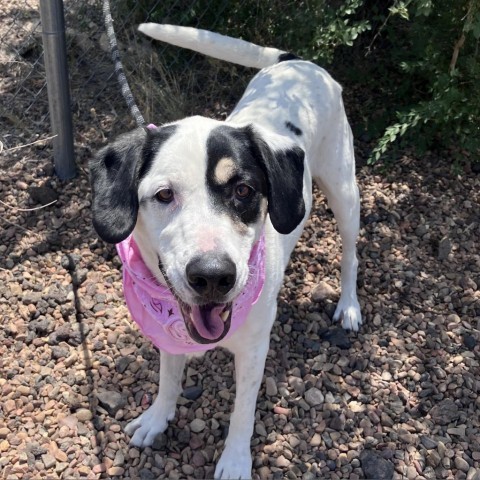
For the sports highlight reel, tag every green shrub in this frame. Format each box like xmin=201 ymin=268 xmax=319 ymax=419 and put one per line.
xmin=366 ymin=0 xmax=480 ymax=164
xmin=121 ymin=0 xmax=479 ymax=163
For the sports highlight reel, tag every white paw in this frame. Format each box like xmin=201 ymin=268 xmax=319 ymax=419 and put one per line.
xmin=333 ymin=297 xmax=362 ymax=331
xmin=214 ymin=445 xmax=252 ymax=479
xmin=124 ymin=403 xmax=174 ymax=447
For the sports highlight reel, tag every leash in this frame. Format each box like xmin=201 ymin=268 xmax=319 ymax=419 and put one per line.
xmin=102 ymin=0 xmax=146 ymax=127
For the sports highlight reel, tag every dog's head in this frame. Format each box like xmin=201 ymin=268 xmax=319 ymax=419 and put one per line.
xmin=90 ymin=117 xmax=305 ymax=343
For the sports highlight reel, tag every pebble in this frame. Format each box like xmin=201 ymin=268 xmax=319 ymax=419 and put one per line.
xmin=420 ymin=436 xmax=438 ymax=449
xmin=429 ymin=399 xmax=459 ymax=425
xmin=455 ymin=456 xmax=470 ymax=473
xmin=182 ymin=385 xmax=203 ymax=401
xmin=107 ymin=466 xmax=125 ymax=476
xmin=304 ymin=387 xmax=324 ymax=406
xmin=96 ymin=390 xmax=127 ymax=416
xmin=265 ymin=376 xmax=278 ymax=396
xmin=41 ymin=453 xmax=56 ymax=469
xmin=311 ymin=281 xmax=336 ymax=302
xmin=75 ymin=409 xmax=93 ymax=422
xmin=320 ymin=327 xmax=352 ymax=349
xmin=275 ymin=455 xmax=291 ymax=468
xmin=360 ymin=450 xmax=394 ymax=480
xmin=190 ymin=419 xmax=206 ymax=433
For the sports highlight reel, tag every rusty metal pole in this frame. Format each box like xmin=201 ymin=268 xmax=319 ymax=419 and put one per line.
xmin=39 ymin=0 xmax=76 ymax=180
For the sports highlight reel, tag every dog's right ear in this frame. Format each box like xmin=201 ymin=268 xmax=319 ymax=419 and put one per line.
xmin=89 ymin=128 xmax=148 ymax=244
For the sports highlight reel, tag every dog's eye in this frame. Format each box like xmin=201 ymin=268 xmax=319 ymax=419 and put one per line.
xmin=235 ymin=184 xmax=253 ymax=200
xmin=155 ymin=188 xmax=174 ymax=203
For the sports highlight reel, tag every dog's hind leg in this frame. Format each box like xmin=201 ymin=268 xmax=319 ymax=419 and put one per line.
xmin=313 ymin=104 xmax=362 ymax=331
xmin=125 ymin=351 xmax=186 ymax=447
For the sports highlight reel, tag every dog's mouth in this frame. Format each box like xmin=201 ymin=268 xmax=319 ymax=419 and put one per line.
xmin=158 ymin=259 xmax=233 ymax=344
xmin=179 ymin=301 xmax=232 ymax=344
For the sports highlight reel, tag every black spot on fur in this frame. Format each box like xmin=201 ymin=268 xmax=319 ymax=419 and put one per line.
xmin=206 ymin=125 xmax=305 ymax=235
xmin=277 ymin=52 xmax=301 ymax=62
xmin=285 ymin=121 xmax=302 ymax=136
xmin=89 ymin=125 xmax=176 ymax=243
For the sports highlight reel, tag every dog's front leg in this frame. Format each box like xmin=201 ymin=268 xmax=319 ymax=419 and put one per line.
xmin=214 ymin=336 xmax=270 ymax=479
xmin=125 ymin=350 xmax=186 ymax=447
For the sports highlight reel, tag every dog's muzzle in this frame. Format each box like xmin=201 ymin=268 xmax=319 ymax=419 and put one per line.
xmin=159 ymin=253 xmax=237 ymax=344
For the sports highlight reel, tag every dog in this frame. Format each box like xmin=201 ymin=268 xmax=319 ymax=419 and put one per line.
xmin=89 ymin=24 xmax=361 ymax=479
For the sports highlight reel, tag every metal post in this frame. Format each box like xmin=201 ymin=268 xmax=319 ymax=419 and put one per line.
xmin=39 ymin=0 xmax=76 ymax=180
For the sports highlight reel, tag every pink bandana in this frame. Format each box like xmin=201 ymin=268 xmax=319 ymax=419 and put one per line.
xmin=116 ymin=235 xmax=266 ymax=354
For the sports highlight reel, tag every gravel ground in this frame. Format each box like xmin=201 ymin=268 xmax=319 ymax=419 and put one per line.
xmin=1 ymin=135 xmax=479 ymax=480
xmin=1 ymin=2 xmax=480 ymax=479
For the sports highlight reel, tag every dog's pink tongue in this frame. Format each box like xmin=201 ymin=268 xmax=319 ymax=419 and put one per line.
xmin=191 ymin=304 xmax=225 ymax=341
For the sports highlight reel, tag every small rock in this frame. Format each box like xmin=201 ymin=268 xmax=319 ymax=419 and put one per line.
xmin=258 ymin=466 xmax=271 ymax=480
xmin=427 ymin=450 xmax=441 ymax=468
xmin=115 ymin=356 xmax=133 ymax=374
xmin=28 ymin=185 xmax=58 ymax=205
xmin=304 ymin=387 xmax=324 ymax=407
xmin=420 ymin=436 xmax=438 ymax=449
xmin=139 ymin=468 xmax=156 ymax=479
xmin=190 ymin=418 xmax=206 ymax=433
xmin=0 ymin=440 xmax=9 ymax=452
xmin=320 ymin=327 xmax=351 ymax=349
xmin=310 ymin=433 xmax=321 ymax=447
xmin=96 ymin=390 xmax=127 ymax=416
xmin=51 ymin=345 xmax=69 ymax=360
xmin=360 ymin=450 xmax=394 ymax=480
xmin=177 ymin=428 xmax=191 ymax=444
xmin=41 ymin=453 xmax=56 ymax=469
xmin=107 ymin=466 xmax=125 ymax=477
xmin=311 ymin=281 xmax=336 ymax=302
xmin=447 ymin=425 xmax=466 ymax=436
xmin=467 ymin=468 xmax=480 ymax=480
xmin=182 ymin=465 xmax=195 ymax=475
xmin=255 ymin=422 xmax=267 ymax=437
xmin=75 ymin=408 xmax=93 ymax=422
xmin=275 ymin=454 xmax=291 ymax=468
xmin=27 ymin=443 xmax=47 ymax=457
xmin=328 ymin=414 xmax=345 ymax=431
xmin=0 ymin=428 xmax=9 ymax=439
xmin=182 ymin=385 xmax=203 ymax=401
xmin=113 ymin=450 xmax=124 ymax=467
xmin=288 ymin=376 xmax=305 ymax=395
xmin=429 ymin=399 xmax=459 ymax=425
xmin=152 ymin=433 xmax=168 ymax=450
xmin=455 ymin=456 xmax=470 ymax=473
xmin=265 ymin=376 xmax=278 ymax=396
xmin=58 ymin=415 xmax=78 ymax=430
xmin=92 ymin=464 xmax=107 ymax=474
xmin=437 ymin=236 xmax=452 ymax=260
xmin=381 ymin=371 xmax=392 ymax=381
xmin=463 ymin=334 xmax=476 ymax=350
xmin=191 ymin=451 xmax=206 ymax=467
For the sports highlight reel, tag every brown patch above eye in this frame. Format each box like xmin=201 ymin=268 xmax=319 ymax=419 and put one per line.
xmin=214 ymin=157 xmax=237 ymax=184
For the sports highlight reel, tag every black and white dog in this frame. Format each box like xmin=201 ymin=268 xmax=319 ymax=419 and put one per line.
xmin=90 ymin=24 xmax=361 ymax=479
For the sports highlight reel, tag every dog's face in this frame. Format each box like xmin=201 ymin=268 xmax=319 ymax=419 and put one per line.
xmin=90 ymin=117 xmax=305 ymax=343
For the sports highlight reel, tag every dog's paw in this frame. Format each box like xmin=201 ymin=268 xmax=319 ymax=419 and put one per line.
xmin=334 ymin=297 xmax=362 ymax=331
xmin=214 ymin=445 xmax=252 ymax=479
xmin=124 ymin=404 xmax=174 ymax=447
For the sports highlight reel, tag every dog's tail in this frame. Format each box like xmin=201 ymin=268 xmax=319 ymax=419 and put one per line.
xmin=138 ymin=23 xmax=294 ymax=69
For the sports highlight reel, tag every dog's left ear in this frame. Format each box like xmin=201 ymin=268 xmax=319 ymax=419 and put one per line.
xmin=246 ymin=126 xmax=305 ymax=234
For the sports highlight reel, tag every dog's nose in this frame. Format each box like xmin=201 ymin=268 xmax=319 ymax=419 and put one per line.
xmin=186 ymin=253 xmax=236 ymax=298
